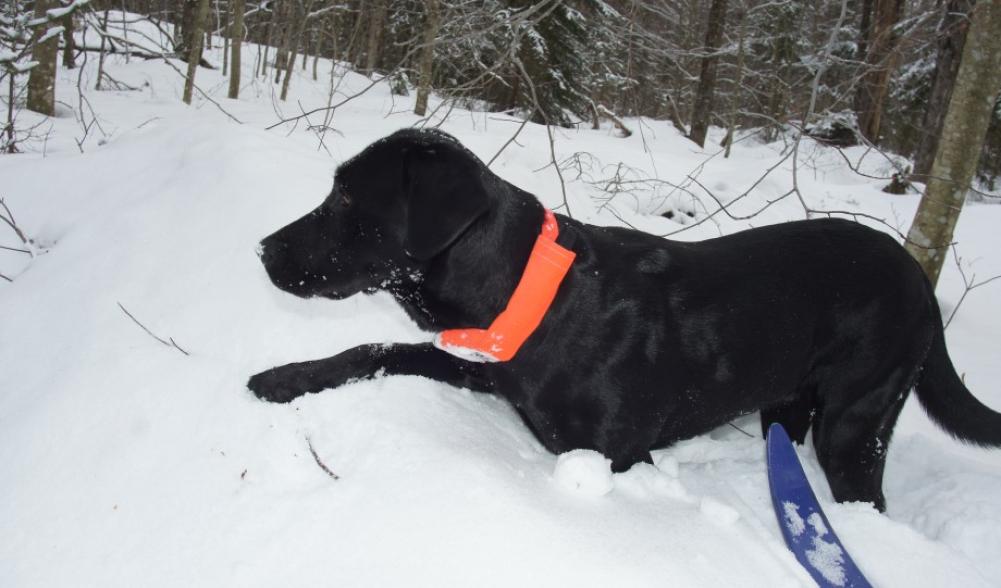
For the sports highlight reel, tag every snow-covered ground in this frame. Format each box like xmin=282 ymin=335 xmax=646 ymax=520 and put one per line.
xmin=3 ymin=16 xmax=1001 ymax=587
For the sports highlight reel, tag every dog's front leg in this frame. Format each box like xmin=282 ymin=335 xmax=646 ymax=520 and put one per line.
xmin=248 ymin=342 xmax=493 ymax=403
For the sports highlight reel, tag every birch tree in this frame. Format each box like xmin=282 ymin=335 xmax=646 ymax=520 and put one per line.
xmin=905 ymin=0 xmax=1001 ymax=287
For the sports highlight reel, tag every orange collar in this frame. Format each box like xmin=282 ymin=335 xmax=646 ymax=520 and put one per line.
xmin=433 ymin=209 xmax=576 ymax=362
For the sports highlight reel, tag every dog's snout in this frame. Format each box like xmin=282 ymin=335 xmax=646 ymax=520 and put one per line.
xmin=258 ymin=238 xmax=285 ymax=268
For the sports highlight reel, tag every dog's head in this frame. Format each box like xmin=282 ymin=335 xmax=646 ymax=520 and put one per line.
xmin=258 ymin=129 xmax=491 ymax=299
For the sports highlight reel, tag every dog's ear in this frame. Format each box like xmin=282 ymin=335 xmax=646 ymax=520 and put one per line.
xmin=403 ymin=144 xmax=490 ymax=261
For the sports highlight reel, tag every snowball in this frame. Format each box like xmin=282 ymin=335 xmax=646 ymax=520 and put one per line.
xmin=553 ymin=449 xmax=614 ymax=497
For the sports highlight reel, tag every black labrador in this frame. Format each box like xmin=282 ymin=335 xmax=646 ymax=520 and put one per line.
xmin=249 ymin=128 xmax=1001 ymax=511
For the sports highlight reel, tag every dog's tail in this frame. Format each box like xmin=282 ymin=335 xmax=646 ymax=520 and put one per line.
xmin=913 ymin=287 xmax=1001 ymax=447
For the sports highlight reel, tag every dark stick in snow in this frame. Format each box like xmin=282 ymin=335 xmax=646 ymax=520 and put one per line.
xmin=306 ymin=436 xmax=340 ymax=480
xmin=116 ymin=302 xmax=190 ymax=356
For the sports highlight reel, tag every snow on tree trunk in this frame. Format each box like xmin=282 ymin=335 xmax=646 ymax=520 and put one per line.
xmin=688 ymin=0 xmax=728 ymax=148
xmin=27 ymin=0 xmax=58 ymax=116
xmin=414 ymin=0 xmax=440 ymax=117
xmin=905 ymin=0 xmax=1001 ymax=287
xmin=228 ymin=0 xmax=244 ymax=99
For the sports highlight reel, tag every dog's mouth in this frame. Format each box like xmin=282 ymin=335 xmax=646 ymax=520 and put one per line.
xmin=313 ymin=283 xmax=377 ymax=300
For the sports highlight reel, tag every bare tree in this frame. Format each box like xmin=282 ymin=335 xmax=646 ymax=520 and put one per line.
xmin=228 ymin=0 xmax=245 ymax=99
xmin=855 ymin=0 xmax=905 ymax=144
xmin=905 ymin=0 xmax=1001 ymax=286
xmin=27 ymin=0 xmax=59 ymax=115
xmin=911 ymin=0 xmax=974 ymax=179
xmin=414 ymin=0 xmax=441 ymax=116
xmin=62 ymin=11 xmax=76 ymax=69
xmin=363 ymin=0 xmax=387 ymax=76
xmin=280 ymin=0 xmax=307 ymax=101
xmin=182 ymin=0 xmax=211 ymax=104
xmin=688 ymin=0 xmax=728 ymax=148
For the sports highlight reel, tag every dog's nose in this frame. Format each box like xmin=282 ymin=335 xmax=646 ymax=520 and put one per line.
xmin=258 ymin=238 xmax=285 ymax=268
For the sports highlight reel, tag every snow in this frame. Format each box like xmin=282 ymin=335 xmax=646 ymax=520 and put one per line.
xmin=553 ymin=449 xmax=614 ymax=497
xmin=2 ymin=12 xmax=1001 ymax=587
xmin=803 ymin=512 xmax=847 ymax=587
xmin=784 ymin=501 xmax=807 ymax=536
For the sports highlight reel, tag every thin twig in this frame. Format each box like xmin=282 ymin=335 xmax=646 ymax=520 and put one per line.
xmin=0 ymin=198 xmax=30 ymax=246
xmin=306 ymin=435 xmax=340 ymax=480
xmin=0 ymin=244 xmax=31 ymax=254
xmin=728 ymin=422 xmax=754 ymax=438
xmin=945 ymin=247 xmax=1001 ymax=330
xmin=117 ymin=302 xmax=190 ymax=356
xmin=487 ymin=114 xmax=530 ymax=167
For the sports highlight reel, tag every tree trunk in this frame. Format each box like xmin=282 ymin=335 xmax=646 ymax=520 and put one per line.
xmin=221 ymin=0 xmax=229 ymax=78
xmin=723 ymin=7 xmax=747 ymax=158
xmin=174 ymin=0 xmax=186 ymax=51
xmin=261 ymin=4 xmax=276 ymax=78
xmin=302 ymin=31 xmax=311 ymax=70
xmin=904 ymin=1 xmax=1001 ymax=287
xmin=95 ymin=9 xmax=109 ymax=90
xmin=414 ymin=0 xmax=441 ymax=116
xmin=182 ymin=0 xmax=211 ymax=104
xmin=6 ymin=69 xmax=16 ymax=152
xmin=228 ymin=0 xmax=244 ymax=99
xmin=619 ymin=0 xmax=638 ymax=115
xmin=27 ymin=0 xmax=59 ymax=116
xmin=912 ymin=0 xmax=975 ymax=179
xmin=688 ymin=0 xmax=728 ymax=148
xmin=280 ymin=1 xmax=306 ymax=101
xmin=855 ymin=0 xmax=905 ymax=144
xmin=177 ymin=0 xmax=197 ymax=55
xmin=62 ymin=11 xmax=76 ymax=69
xmin=363 ymin=0 xmax=387 ymax=76
xmin=274 ymin=0 xmax=292 ymax=84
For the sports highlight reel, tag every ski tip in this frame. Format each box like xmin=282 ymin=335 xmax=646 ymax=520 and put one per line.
xmin=765 ymin=423 xmax=873 ymax=588
xmin=766 ymin=422 xmax=789 ymax=443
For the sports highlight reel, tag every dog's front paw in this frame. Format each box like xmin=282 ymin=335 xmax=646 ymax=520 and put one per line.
xmin=247 ymin=365 xmax=310 ymax=403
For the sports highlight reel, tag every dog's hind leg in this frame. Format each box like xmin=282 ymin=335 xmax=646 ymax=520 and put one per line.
xmin=809 ymin=369 xmax=912 ymax=512
xmin=248 ymin=343 xmax=493 ymax=403
xmin=760 ymin=391 xmax=815 ymax=444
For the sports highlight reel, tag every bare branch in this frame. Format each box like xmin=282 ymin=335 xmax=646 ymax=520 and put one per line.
xmin=117 ymin=302 xmax=190 ymax=356
xmin=945 ymin=246 xmax=1001 ymax=330
xmin=306 ymin=435 xmax=340 ymax=480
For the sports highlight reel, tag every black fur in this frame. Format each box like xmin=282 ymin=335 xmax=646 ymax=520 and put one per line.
xmin=249 ymin=128 xmax=1001 ymax=511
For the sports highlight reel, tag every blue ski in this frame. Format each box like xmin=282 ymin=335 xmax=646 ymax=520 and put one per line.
xmin=766 ymin=423 xmax=872 ymax=588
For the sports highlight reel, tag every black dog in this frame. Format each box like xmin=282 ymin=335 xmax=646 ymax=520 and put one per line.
xmin=249 ymin=128 xmax=1001 ymax=511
